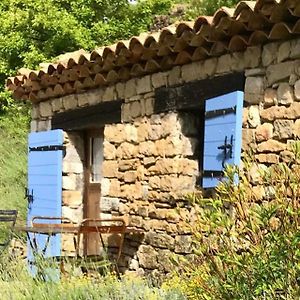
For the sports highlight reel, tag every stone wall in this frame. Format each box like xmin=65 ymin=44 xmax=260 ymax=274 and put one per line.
xmin=30 ymin=37 xmax=300 ymax=275
xmin=61 ymin=132 xmax=85 ymax=255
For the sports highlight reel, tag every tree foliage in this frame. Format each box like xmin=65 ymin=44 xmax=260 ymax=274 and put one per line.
xmin=0 ymin=0 xmax=172 ymax=111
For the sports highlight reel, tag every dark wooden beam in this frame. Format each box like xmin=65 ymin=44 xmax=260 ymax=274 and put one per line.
xmin=154 ymin=72 xmax=245 ymax=113
xmin=52 ymin=100 xmax=122 ymax=130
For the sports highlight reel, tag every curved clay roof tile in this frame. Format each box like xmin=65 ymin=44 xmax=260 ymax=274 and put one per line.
xmin=234 ymin=1 xmax=257 ymax=17
xmin=174 ymin=51 xmax=192 ymax=65
xmin=118 ymin=67 xmax=131 ymax=81
xmin=248 ymin=30 xmax=269 ymax=44
xmin=213 ymin=7 xmax=236 ymax=26
xmin=193 ymin=16 xmax=213 ymax=32
xmin=228 ymin=35 xmax=249 ymax=51
xmin=269 ymin=22 xmax=293 ymax=38
xmin=131 ymin=63 xmax=146 ymax=77
xmin=145 ymin=59 xmax=161 ymax=73
xmin=292 ymin=19 xmax=300 ymax=33
xmin=176 ymin=22 xmax=194 ymax=37
xmin=106 ymin=70 xmax=119 ymax=83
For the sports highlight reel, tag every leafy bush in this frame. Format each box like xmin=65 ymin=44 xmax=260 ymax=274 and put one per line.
xmin=166 ymin=142 xmax=300 ymax=299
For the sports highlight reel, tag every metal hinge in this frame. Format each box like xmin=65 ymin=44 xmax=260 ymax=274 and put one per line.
xmin=205 ymin=106 xmax=236 ymax=119
xmin=29 ymin=145 xmax=64 ymax=152
xmin=202 ymin=170 xmax=224 ymax=178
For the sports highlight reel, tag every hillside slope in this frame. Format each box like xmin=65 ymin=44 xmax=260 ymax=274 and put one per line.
xmin=0 ymin=109 xmax=29 ymax=221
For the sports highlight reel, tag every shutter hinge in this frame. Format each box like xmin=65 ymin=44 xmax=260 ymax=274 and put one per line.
xmin=29 ymin=145 xmax=64 ymax=152
xmin=205 ymin=106 xmax=236 ymax=119
xmin=202 ymin=170 xmax=224 ymax=178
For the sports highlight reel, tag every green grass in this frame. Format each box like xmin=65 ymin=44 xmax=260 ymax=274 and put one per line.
xmin=0 ymin=256 xmax=186 ymax=300
xmin=0 ymin=108 xmax=29 ymax=221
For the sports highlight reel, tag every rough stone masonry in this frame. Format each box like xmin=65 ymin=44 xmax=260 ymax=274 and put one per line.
xmin=31 ymin=37 xmax=300 ymax=276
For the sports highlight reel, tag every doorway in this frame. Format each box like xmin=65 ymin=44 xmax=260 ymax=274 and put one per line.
xmin=84 ymin=129 xmax=104 ymax=254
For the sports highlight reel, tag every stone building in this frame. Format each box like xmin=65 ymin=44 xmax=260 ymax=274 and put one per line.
xmin=7 ymin=0 xmax=300 ymax=276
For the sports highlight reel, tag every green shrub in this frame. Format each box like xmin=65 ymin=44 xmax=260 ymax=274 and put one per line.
xmin=166 ymin=142 xmax=300 ymax=299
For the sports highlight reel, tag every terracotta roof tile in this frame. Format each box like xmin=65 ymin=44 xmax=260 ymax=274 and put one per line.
xmin=7 ymin=0 xmax=300 ymax=102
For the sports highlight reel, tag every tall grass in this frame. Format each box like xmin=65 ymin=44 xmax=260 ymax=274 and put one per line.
xmin=0 ymin=107 xmax=29 ymax=221
xmin=0 ymin=254 xmax=185 ymax=300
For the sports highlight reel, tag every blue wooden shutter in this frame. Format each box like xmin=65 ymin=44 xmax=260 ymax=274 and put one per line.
xmin=27 ymin=129 xmax=63 ymax=272
xmin=202 ymin=91 xmax=243 ymax=188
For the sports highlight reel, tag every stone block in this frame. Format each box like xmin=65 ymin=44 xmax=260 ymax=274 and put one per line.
xmin=278 ymin=41 xmax=291 ymax=62
xmin=244 ymin=93 xmax=263 ymax=104
xmin=103 ymin=141 xmax=116 ymax=160
xmin=102 ymin=161 xmax=118 ymax=178
xmin=255 ymin=123 xmax=273 ymax=142
xmin=62 ymin=94 xmax=78 ymax=110
xmin=136 ymin=75 xmax=152 ymax=95
xmin=30 ymin=120 xmax=37 ymax=132
xmin=104 ymin=124 xmax=126 ymax=144
xmin=257 ymin=139 xmax=286 ymax=153
xmin=122 ymin=103 xmax=131 ymax=123
xmin=130 ymin=101 xmax=141 ymax=119
xmin=62 ymin=206 xmax=82 ymax=223
xmin=231 ymin=52 xmax=245 ymax=71
xmin=124 ymin=124 xmax=138 ymax=143
xmin=216 ymin=54 xmax=232 ymax=74
xmin=266 ymin=61 xmax=295 ymax=86
xmin=280 ymin=150 xmax=295 ymax=163
xmin=62 ymin=191 xmax=82 ymax=207
xmin=248 ymin=105 xmax=261 ymax=128
xmin=100 ymin=197 xmax=119 ymax=212
xmin=149 ymin=176 xmax=160 ymax=189
xmin=262 ymin=42 xmax=278 ymax=66
xmin=168 ymin=66 xmax=182 ymax=86
xmin=273 ymin=119 xmax=294 ymax=139
xmin=174 ymin=235 xmax=192 ymax=254
xmin=255 ymin=153 xmax=279 ymax=164
xmin=286 ymin=102 xmax=300 ymax=119
xmin=62 ymin=162 xmax=83 ymax=174
xmin=144 ymin=97 xmax=154 ymax=116
xmin=264 ymin=88 xmax=277 ymax=107
xmin=277 ymin=83 xmax=294 ymax=105
xmin=37 ymin=119 xmax=51 ymax=131
xmin=181 ymin=61 xmax=204 ymax=82
xmin=294 ymin=80 xmax=300 ymax=100
xmin=139 ymin=141 xmax=157 ymax=156
xmin=31 ymin=105 xmax=40 ymax=119
xmin=203 ymin=57 xmax=217 ymax=76
xmin=77 ymin=92 xmax=89 ymax=107
xmin=87 ymin=89 xmax=103 ymax=105
xmin=108 ymin=179 xmax=121 ymax=197
xmin=243 ymin=46 xmax=261 ymax=68
xmin=124 ymin=171 xmax=137 ymax=183
xmin=39 ymin=101 xmax=52 ymax=117
xmin=116 ymin=82 xmax=125 ymax=99
xmin=51 ymin=98 xmax=63 ymax=112
xmin=151 ymin=72 xmax=168 ymax=88
xmin=118 ymin=159 xmax=139 ymax=171
xmin=245 ymin=77 xmax=264 ymax=94
xmin=124 ymin=78 xmax=137 ymax=98
xmin=260 ymin=106 xmax=286 ymax=121
xmin=290 ymin=39 xmax=300 ymax=59
xmin=145 ymin=232 xmax=175 ymax=249
xmin=245 ymin=68 xmax=266 ymax=77
xmin=137 ymin=245 xmax=158 ymax=269
xmin=157 ymin=249 xmax=174 ymax=272
xmin=293 ymin=119 xmax=300 ymax=138
xmin=103 ymin=85 xmax=116 ymax=101
xmin=137 ymin=122 xmax=151 ymax=142
xmin=251 ymin=185 xmax=266 ymax=201
xmin=242 ymin=129 xmax=256 ymax=152
xmin=116 ymin=142 xmax=138 ymax=159
xmin=101 ymin=178 xmax=110 ymax=196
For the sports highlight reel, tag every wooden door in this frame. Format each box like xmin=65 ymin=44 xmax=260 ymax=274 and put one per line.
xmin=84 ymin=129 xmax=103 ymax=255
